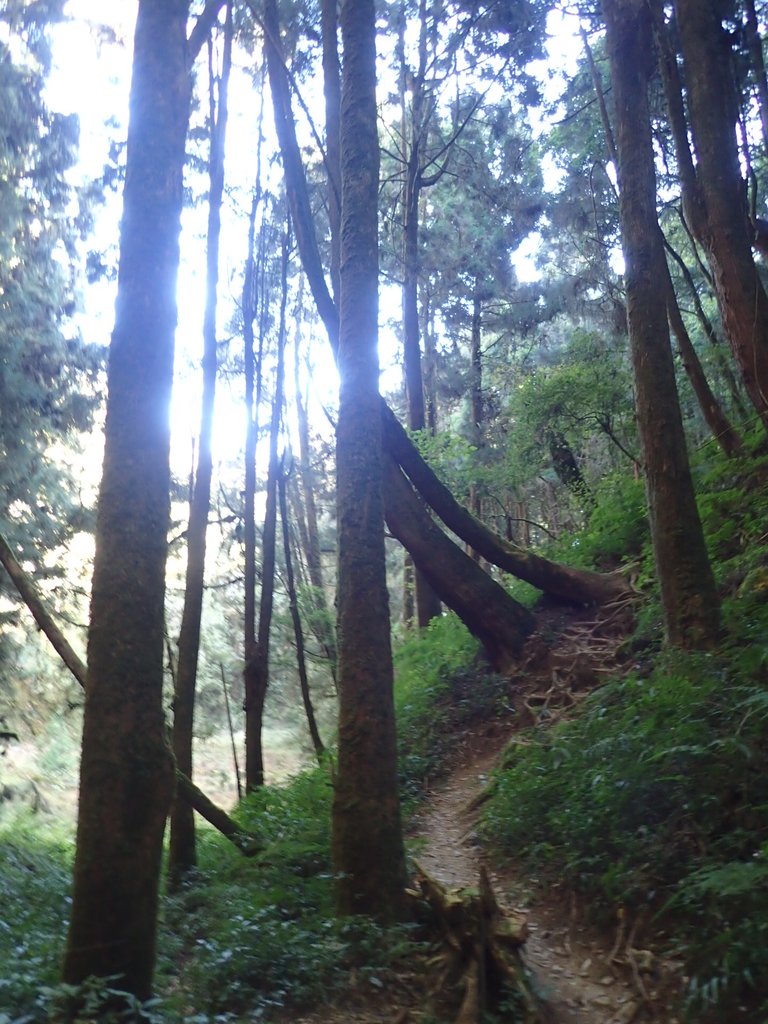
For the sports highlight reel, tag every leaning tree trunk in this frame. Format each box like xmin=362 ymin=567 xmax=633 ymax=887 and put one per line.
xmin=664 ymin=271 xmax=742 ymax=457
xmin=332 ymin=0 xmax=408 ymax=921
xmin=244 ymin=227 xmax=288 ymax=791
xmin=169 ymin=1 xmax=232 ymax=887
xmin=63 ymin=0 xmax=191 ymax=1002
xmin=384 ymin=459 xmax=535 ymax=672
xmin=603 ymin=0 xmax=721 ymax=648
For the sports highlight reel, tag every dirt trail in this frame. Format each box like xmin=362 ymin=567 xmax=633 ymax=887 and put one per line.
xmin=413 ymin=736 xmax=653 ymax=1024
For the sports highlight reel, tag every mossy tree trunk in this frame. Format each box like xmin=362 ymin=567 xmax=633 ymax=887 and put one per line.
xmin=62 ymin=0 xmax=192 ymax=1002
xmin=603 ymin=0 xmax=721 ymax=648
xmin=332 ymin=0 xmax=408 ymax=921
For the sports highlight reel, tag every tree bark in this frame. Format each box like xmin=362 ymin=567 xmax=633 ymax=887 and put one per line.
xmin=672 ymin=0 xmax=768 ymax=428
xmin=604 ymin=0 xmax=721 ymax=648
xmin=63 ymin=2 xmax=189 ymax=999
xmin=244 ymin=227 xmax=289 ymax=791
xmin=332 ymin=0 xmax=408 ymax=921
xmin=665 ymin=271 xmax=743 ymax=456
xmin=169 ymin=0 xmax=232 ymax=887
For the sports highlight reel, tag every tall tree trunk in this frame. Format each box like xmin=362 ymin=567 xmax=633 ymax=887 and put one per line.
xmin=264 ymin=0 xmax=337 ymax=344
xmin=468 ymin=284 xmax=484 ymax=540
xmin=279 ymin=464 xmax=325 ymax=762
xmin=244 ymin=226 xmax=289 ymax=791
xmin=321 ymin=0 xmax=342 ymax=302
xmin=63 ymin=0 xmax=191 ymax=1001
xmin=294 ymin=303 xmax=338 ymax=679
xmin=665 ymin=273 xmax=743 ymax=456
xmin=603 ymin=0 xmax=720 ymax=648
xmin=332 ymin=0 xmax=408 ymax=921
xmin=744 ymin=0 xmax=768 ymax=154
xmin=584 ymin=10 xmax=741 ymax=459
xmin=243 ymin=73 xmax=267 ymax=707
xmin=169 ymin=0 xmax=232 ymax=887
xmin=399 ymin=0 xmax=441 ymax=625
xmin=263 ymin=0 xmax=628 ymax=610
xmin=672 ymin=0 xmax=768 ymax=428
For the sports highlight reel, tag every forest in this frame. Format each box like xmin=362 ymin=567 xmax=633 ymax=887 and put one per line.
xmin=2 ymin=0 xmax=768 ymax=1021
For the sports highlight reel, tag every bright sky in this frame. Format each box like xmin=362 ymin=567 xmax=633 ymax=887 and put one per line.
xmin=45 ymin=1 xmax=588 ymax=482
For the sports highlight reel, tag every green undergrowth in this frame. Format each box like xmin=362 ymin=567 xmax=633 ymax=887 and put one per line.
xmin=159 ymin=766 xmax=420 ymax=1021
xmin=394 ymin=612 xmax=505 ymax=806
xmin=0 ymin=812 xmax=73 ymax=1022
xmin=483 ymin=438 xmax=768 ymax=1023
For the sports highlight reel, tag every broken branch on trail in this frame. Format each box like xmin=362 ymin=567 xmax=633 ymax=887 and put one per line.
xmin=412 ymin=861 xmax=548 ymax=1024
xmin=0 ymin=532 xmax=261 ymax=855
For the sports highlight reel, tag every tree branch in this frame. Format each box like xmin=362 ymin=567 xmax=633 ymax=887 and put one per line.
xmin=0 ymin=530 xmax=261 ymax=854
xmin=188 ymin=0 xmax=227 ymax=64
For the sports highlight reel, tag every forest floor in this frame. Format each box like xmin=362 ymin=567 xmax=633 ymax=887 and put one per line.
xmin=278 ymin=601 xmax=685 ymax=1024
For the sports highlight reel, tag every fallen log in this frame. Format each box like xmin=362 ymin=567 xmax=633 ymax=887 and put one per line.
xmin=412 ymin=862 xmax=548 ymax=1024
xmin=0 ymin=531 xmax=261 ymax=854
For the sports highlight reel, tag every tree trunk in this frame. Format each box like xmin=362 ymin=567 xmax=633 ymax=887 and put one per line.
xmin=744 ymin=0 xmax=768 ymax=155
xmin=663 ymin=234 xmax=750 ymax=420
xmin=384 ymin=459 xmax=535 ymax=672
xmin=672 ymin=0 xmax=768 ymax=429
xmin=321 ymin=0 xmax=342 ymax=302
xmin=169 ymin=0 xmax=232 ymax=887
xmin=62 ymin=0 xmax=189 ymax=1001
xmin=279 ymin=465 xmax=325 ymax=762
xmin=665 ymin=272 xmax=743 ymax=456
xmin=467 ymin=285 xmax=484 ymax=554
xmin=399 ymin=0 xmax=442 ymax=626
xmin=603 ymin=0 xmax=721 ymax=648
xmin=294 ymin=308 xmax=338 ymax=679
xmin=243 ymin=107 xmax=267 ymax=714
xmin=332 ymin=0 xmax=408 ymax=921
xmin=244 ymin=227 xmax=289 ymax=791
xmin=264 ymin=0 xmax=337 ymax=344
xmin=263 ymin=0 xmax=628 ymax=610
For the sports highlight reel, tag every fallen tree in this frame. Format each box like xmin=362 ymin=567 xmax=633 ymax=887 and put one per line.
xmin=0 ymin=532 xmax=261 ymax=854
